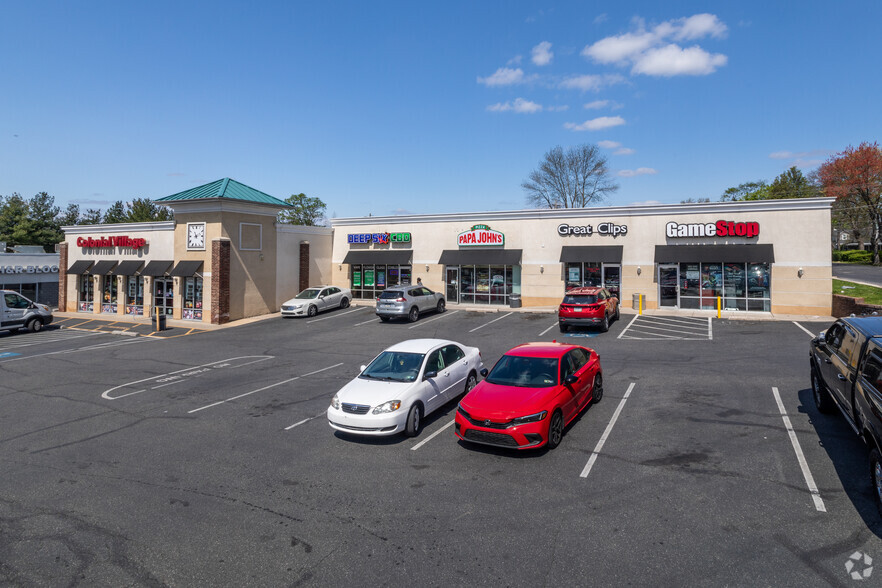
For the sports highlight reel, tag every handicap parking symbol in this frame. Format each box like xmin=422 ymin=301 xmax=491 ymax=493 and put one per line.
xmin=0 ymin=352 xmax=21 ymax=359
xmin=562 ymin=331 xmax=601 ymax=338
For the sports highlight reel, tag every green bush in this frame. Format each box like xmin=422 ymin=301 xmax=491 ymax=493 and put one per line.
xmin=832 ymin=251 xmax=844 ymax=261
xmin=839 ymin=250 xmax=873 ymax=263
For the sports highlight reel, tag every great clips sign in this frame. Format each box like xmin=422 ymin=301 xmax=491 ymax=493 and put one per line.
xmin=666 ymin=220 xmax=760 ymax=239
xmin=77 ymin=236 xmax=148 ymax=250
xmin=458 ymin=224 xmax=504 ymax=247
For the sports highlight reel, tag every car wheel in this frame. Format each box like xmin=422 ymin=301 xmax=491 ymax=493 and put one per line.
xmin=871 ymin=448 xmax=882 ymax=518
xmin=379 ymin=316 xmax=390 ymax=322
xmin=559 ymin=322 xmax=568 ymax=333
xmin=592 ymin=373 xmax=603 ymax=404
xmin=340 ymin=297 xmax=350 ymax=309
xmin=547 ymin=410 xmax=564 ymax=449
xmin=464 ymin=371 xmax=477 ymax=395
xmin=811 ymin=367 xmax=835 ymax=414
xmin=405 ymin=403 xmax=423 ymax=437
xmin=436 ymin=299 xmax=446 ymax=314
xmin=307 ymin=305 xmax=318 ymax=318
xmin=408 ymin=307 xmax=419 ymax=322
xmin=27 ymin=319 xmax=43 ymax=333
xmin=600 ymin=314 xmax=609 ymax=333
xmin=614 ymin=303 xmax=620 ymax=321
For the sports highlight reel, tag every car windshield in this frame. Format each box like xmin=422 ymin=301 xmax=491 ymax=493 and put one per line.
xmin=485 ymin=355 xmax=559 ymax=388
xmin=295 ymin=289 xmax=321 ymax=299
xmin=361 ymin=351 xmax=424 ymax=382
xmin=379 ymin=290 xmax=404 ymax=300
xmin=563 ymin=294 xmax=597 ymax=304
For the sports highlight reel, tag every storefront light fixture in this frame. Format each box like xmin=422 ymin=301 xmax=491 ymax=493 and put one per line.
xmin=637 ymin=266 xmax=642 ymax=276
xmin=540 ymin=265 xmax=544 ymax=273
xmin=425 ymin=264 xmax=429 ymax=272
xmin=798 ymin=267 xmax=804 ymax=278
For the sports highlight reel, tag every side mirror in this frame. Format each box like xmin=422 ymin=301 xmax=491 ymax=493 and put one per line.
xmin=423 ymin=370 xmax=438 ymax=380
xmin=565 ymin=374 xmax=578 ymax=385
xmin=817 ymin=332 xmax=826 ymax=345
xmin=480 ymin=368 xmax=489 ymax=377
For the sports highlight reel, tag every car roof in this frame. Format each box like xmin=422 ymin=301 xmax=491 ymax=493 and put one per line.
xmin=841 ymin=316 xmax=882 ymax=335
xmin=503 ymin=341 xmax=587 ymax=358
xmin=385 ymin=338 xmax=459 ymax=353
xmin=565 ymin=287 xmax=602 ymax=295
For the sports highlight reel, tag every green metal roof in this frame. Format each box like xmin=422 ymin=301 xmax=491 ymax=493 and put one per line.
xmin=154 ymin=178 xmax=291 ymax=207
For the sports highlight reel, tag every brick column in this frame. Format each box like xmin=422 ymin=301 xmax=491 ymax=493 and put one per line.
xmin=299 ymin=241 xmax=310 ymax=292
xmin=58 ymin=242 xmax=68 ymax=311
xmin=211 ymin=238 xmax=231 ymax=325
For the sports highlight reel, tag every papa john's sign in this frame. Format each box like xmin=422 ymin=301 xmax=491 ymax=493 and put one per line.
xmin=457 ymin=224 xmax=504 ymax=247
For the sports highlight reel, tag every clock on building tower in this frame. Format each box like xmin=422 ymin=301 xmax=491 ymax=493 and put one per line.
xmin=187 ymin=223 xmax=206 ymax=250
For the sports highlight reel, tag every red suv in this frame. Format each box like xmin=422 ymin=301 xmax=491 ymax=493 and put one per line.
xmin=558 ymin=286 xmax=619 ymax=333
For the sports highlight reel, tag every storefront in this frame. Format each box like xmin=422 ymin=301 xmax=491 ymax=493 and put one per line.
xmin=0 ymin=252 xmax=60 ymax=306
xmin=329 ymin=198 xmax=834 ymax=316
xmin=61 ymin=178 xmax=333 ymax=324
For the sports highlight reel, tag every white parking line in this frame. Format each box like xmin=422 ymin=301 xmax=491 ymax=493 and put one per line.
xmin=306 ymin=307 xmax=366 ymax=324
xmin=0 ymin=336 xmax=157 ymax=363
xmin=468 ymin=312 xmax=513 ymax=333
xmin=409 ymin=310 xmax=459 ymax=329
xmin=708 ymin=316 xmax=713 ymax=341
xmin=634 ymin=315 xmax=708 ymax=327
xmin=0 ymin=331 xmax=101 ymax=350
xmin=188 ymin=363 xmax=343 ymax=414
xmin=285 ymin=412 xmax=326 ymax=430
xmin=580 ymin=383 xmax=636 ymax=478
xmin=625 ymin=322 xmax=704 ymax=336
xmin=411 ymin=419 xmax=455 ymax=450
xmin=539 ymin=321 xmax=559 ymax=337
xmin=771 ymin=386 xmax=826 ymax=512
xmin=354 ymin=317 xmax=378 ymax=326
xmin=617 ymin=314 xmax=640 ymax=339
xmin=793 ymin=321 xmax=816 ymax=338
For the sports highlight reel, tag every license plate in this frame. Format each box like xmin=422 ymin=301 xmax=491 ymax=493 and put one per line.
xmin=574 ymin=307 xmax=582 ymax=312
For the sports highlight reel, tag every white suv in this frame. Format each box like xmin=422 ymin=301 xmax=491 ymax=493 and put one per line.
xmin=375 ymin=286 xmax=445 ymax=322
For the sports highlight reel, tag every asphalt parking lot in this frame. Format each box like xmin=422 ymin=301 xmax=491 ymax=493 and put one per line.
xmin=1 ymin=307 xmax=880 ymax=586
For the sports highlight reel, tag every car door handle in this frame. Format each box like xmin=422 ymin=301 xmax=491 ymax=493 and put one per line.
xmin=825 ymin=359 xmax=832 ymax=364
xmin=837 ymin=374 xmax=847 ymax=381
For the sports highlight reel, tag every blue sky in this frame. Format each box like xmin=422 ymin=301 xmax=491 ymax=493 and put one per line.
xmin=2 ymin=1 xmax=880 ymax=219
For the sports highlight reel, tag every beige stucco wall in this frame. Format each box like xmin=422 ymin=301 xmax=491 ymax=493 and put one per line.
xmin=329 ymin=198 xmax=834 ymax=316
xmin=276 ymin=224 xmax=334 ymax=305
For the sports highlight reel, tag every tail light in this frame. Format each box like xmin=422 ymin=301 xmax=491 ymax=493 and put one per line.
xmin=396 ymin=297 xmax=406 ymax=302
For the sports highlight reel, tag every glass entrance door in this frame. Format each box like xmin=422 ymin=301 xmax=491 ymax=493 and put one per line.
xmin=603 ymin=265 xmax=621 ymax=300
xmin=154 ymin=278 xmax=174 ymax=316
xmin=658 ymin=264 xmax=679 ymax=308
xmin=446 ymin=267 xmax=459 ymax=302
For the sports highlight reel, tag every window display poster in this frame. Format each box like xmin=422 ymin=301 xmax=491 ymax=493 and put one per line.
xmin=364 ymin=269 xmax=375 ymax=287
xmin=568 ymin=267 xmax=580 ymax=283
xmin=353 ymin=271 xmax=361 ymax=287
xmin=377 ymin=270 xmax=385 ymax=288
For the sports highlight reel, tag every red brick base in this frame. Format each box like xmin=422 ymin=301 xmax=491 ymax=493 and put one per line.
xmin=211 ymin=238 xmax=231 ymax=324
xmin=833 ymin=294 xmax=882 ymax=318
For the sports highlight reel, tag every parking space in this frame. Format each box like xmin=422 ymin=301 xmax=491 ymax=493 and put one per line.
xmin=0 ymin=308 xmax=878 ymax=586
xmin=618 ymin=313 xmax=713 ymax=340
xmin=53 ymin=314 xmax=209 ymax=338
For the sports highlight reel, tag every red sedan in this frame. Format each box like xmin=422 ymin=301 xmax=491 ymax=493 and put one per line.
xmin=558 ymin=286 xmax=619 ymax=333
xmin=455 ymin=342 xmax=602 ymax=450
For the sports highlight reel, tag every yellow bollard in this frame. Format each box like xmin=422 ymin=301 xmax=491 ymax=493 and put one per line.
xmin=717 ymin=296 xmax=721 ymax=319
xmin=639 ymin=294 xmax=643 ymax=315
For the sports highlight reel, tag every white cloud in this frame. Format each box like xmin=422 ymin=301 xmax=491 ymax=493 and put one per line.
xmin=627 ymin=199 xmax=663 ymax=206
xmin=507 ymin=55 xmax=523 ymax=66
xmin=594 ymin=13 xmax=608 ymax=25
xmin=597 ymin=140 xmax=620 ymax=148
xmin=564 ymin=116 xmax=625 ymax=131
xmin=618 ymin=167 xmax=657 ymax=177
xmin=487 ymin=98 xmax=543 ymax=113
xmin=614 ymin=147 xmax=636 ymax=155
xmin=584 ymin=100 xmax=609 ymax=109
xmin=581 ymin=13 xmax=728 ymax=77
xmin=477 ymin=67 xmax=525 ymax=86
xmin=559 ymin=73 xmax=624 ymax=91
xmin=531 ymin=41 xmax=553 ymax=66
xmin=674 ymin=14 xmax=727 ymax=40
xmin=631 ymin=44 xmax=727 ymax=76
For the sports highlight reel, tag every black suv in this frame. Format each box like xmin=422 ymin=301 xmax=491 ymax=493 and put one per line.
xmin=810 ymin=316 xmax=882 ymax=515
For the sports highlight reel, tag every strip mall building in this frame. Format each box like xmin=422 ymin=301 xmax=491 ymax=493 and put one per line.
xmin=59 ymin=179 xmax=834 ymax=322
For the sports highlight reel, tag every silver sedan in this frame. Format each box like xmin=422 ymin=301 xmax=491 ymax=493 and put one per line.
xmin=281 ymin=286 xmax=352 ymax=318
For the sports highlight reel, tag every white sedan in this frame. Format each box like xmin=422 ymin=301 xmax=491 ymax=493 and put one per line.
xmin=328 ymin=338 xmax=483 ymax=437
xmin=281 ymin=286 xmax=352 ymax=318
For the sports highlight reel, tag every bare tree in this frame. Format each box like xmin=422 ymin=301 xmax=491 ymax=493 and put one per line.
xmin=522 ymin=144 xmax=619 ymax=208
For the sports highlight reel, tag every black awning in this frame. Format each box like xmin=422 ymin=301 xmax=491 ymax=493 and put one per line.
xmin=141 ymin=260 xmax=174 ymax=277
xmin=654 ymin=244 xmax=775 ymax=263
xmin=438 ymin=249 xmax=523 ymax=265
xmin=559 ymin=246 xmax=623 ymax=263
xmin=342 ymin=250 xmax=413 ymax=265
xmin=112 ymin=260 xmax=144 ymax=276
xmin=67 ymin=260 xmax=94 ymax=274
xmin=169 ymin=260 xmax=204 ymax=277
xmin=91 ymin=260 xmax=118 ymax=275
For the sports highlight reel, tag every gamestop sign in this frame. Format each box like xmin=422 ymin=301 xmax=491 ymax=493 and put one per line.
xmin=666 ymin=220 xmax=760 ymax=239
xmin=458 ymin=224 xmax=504 ymax=247
xmin=76 ymin=236 xmax=148 ymax=250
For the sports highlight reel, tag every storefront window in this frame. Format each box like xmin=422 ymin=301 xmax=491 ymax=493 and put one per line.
xmin=102 ymin=277 xmax=118 ymax=313
xmin=182 ymin=277 xmax=203 ymax=320
xmin=747 ymin=263 xmax=771 ymax=311
xmin=154 ymin=278 xmax=174 ymax=316
xmin=723 ymin=263 xmax=747 ymax=311
xmin=126 ymin=276 xmax=144 ymax=315
xmin=78 ymin=275 xmax=94 ymax=312
xmin=350 ymin=264 xmax=412 ymax=299
xmin=665 ymin=261 xmax=771 ymax=311
xmin=700 ymin=263 xmax=723 ymax=309
xmin=448 ymin=265 xmax=518 ymax=305
xmin=563 ymin=262 xmax=620 ymax=295
xmin=565 ymin=263 xmax=581 ymax=290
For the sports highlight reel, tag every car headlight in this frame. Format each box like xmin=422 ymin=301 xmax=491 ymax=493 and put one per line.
xmin=372 ymin=400 xmax=402 ymax=414
xmin=331 ymin=393 xmax=341 ymax=410
xmin=510 ymin=411 xmax=547 ymax=425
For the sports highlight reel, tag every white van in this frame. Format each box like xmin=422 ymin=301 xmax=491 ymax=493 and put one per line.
xmin=0 ymin=290 xmax=54 ymax=333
